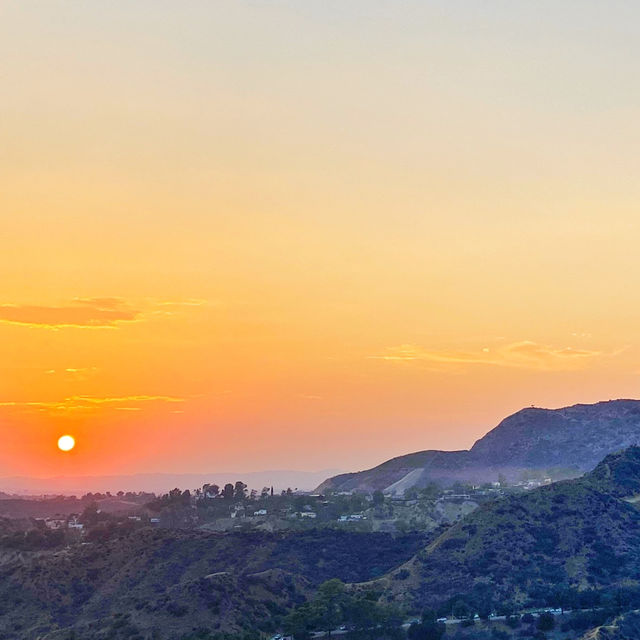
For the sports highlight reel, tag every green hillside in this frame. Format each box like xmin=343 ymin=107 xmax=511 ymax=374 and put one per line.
xmin=385 ymin=447 xmax=640 ymax=614
xmin=0 ymin=528 xmax=428 ymax=639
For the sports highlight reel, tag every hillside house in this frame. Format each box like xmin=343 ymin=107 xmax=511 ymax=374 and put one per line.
xmin=44 ymin=517 xmax=67 ymax=530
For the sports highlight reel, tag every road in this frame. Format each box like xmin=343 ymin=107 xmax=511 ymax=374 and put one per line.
xmin=305 ymin=608 xmax=570 ymax=637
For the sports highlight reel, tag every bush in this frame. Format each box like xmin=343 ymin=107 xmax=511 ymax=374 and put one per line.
xmin=506 ymin=615 xmax=520 ymax=628
xmin=536 ymin=612 xmax=554 ymax=632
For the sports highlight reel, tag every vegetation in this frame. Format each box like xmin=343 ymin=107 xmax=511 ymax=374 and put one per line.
xmin=7 ymin=446 xmax=640 ymax=638
xmin=283 ymin=579 xmax=403 ymax=638
xmin=387 ymin=448 xmax=640 ymax=613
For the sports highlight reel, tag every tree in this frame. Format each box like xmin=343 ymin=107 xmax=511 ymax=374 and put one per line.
xmin=452 ymin=599 xmax=471 ymax=619
xmin=316 ymin=578 xmax=347 ymax=631
xmin=203 ymin=483 xmax=219 ymax=498
xmin=234 ymin=481 xmax=247 ymax=500
xmin=79 ymin=502 xmax=101 ymax=526
xmin=422 ymin=609 xmax=437 ymax=624
xmin=421 ymin=483 xmax=440 ymax=500
xmin=404 ymin=487 xmax=419 ymax=500
xmin=372 ymin=490 xmax=385 ymax=507
xmin=407 ymin=621 xmax=445 ymax=640
xmin=283 ymin=604 xmax=314 ymax=639
xmin=222 ymin=483 xmax=235 ymax=500
xmin=537 ymin=612 xmax=555 ymax=632
xmin=344 ymin=596 xmax=379 ymax=631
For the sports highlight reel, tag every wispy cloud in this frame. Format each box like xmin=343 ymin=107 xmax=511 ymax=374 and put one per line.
xmin=0 ymin=395 xmax=185 ymax=414
xmin=0 ymin=297 xmax=211 ymax=329
xmin=0 ymin=299 xmax=138 ymax=329
xmin=370 ymin=341 xmax=605 ymax=371
xmin=156 ymin=298 xmax=209 ymax=308
xmin=45 ymin=367 xmax=98 ymax=379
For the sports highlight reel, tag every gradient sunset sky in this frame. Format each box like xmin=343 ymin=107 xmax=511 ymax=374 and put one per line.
xmin=3 ymin=1 xmax=640 ymax=478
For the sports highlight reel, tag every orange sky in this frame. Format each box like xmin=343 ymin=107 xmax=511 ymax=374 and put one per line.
xmin=2 ymin=2 xmax=640 ymax=478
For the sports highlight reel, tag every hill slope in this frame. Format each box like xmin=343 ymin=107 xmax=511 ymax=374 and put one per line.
xmin=383 ymin=447 xmax=640 ymax=611
xmin=318 ymin=399 xmax=640 ymax=493
xmin=0 ymin=528 xmax=428 ymax=639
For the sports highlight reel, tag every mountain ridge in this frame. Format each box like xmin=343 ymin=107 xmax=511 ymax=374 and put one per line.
xmin=318 ymin=399 xmax=640 ymax=493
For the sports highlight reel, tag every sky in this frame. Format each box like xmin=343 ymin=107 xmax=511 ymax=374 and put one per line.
xmin=2 ymin=1 xmax=640 ymax=479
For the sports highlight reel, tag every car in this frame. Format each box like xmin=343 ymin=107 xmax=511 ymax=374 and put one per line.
xmin=437 ymin=617 xmax=447 ymax=623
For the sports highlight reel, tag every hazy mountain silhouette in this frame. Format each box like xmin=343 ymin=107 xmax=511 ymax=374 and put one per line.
xmin=318 ymin=400 xmax=640 ymax=493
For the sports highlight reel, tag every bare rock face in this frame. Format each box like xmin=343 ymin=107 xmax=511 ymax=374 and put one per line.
xmin=318 ymin=399 xmax=640 ymax=493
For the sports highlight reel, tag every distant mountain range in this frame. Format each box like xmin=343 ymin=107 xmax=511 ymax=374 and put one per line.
xmin=318 ymin=399 xmax=640 ymax=493
xmin=0 ymin=469 xmax=342 ymax=496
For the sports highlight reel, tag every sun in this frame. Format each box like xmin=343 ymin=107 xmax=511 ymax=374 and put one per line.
xmin=57 ymin=435 xmax=76 ymax=452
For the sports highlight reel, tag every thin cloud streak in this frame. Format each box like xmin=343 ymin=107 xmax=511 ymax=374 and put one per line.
xmin=0 ymin=297 xmax=210 ymax=329
xmin=0 ymin=395 xmax=186 ymax=414
xmin=0 ymin=302 xmax=139 ymax=329
xmin=370 ymin=341 xmax=606 ymax=371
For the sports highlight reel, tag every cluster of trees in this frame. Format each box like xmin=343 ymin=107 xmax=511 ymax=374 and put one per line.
xmin=198 ymin=482 xmax=251 ymax=501
xmin=406 ymin=611 xmax=445 ymax=640
xmin=147 ymin=488 xmax=193 ymax=512
xmin=435 ymin=582 xmax=640 ymax=623
xmin=77 ymin=502 xmax=149 ymax=543
xmin=283 ymin=579 xmax=403 ymax=639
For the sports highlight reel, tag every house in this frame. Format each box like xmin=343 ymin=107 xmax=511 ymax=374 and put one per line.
xmin=253 ymin=509 xmax=267 ymax=516
xmin=299 ymin=512 xmax=316 ymax=519
xmin=44 ymin=517 xmax=67 ymax=530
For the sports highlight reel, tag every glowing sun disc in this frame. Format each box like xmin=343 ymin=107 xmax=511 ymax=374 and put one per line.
xmin=57 ymin=435 xmax=75 ymax=452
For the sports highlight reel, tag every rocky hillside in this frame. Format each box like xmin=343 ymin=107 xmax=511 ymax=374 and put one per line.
xmin=382 ymin=447 xmax=640 ymax=612
xmin=318 ymin=400 xmax=640 ymax=493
